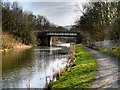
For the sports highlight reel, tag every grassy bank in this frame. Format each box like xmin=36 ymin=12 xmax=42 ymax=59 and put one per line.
xmin=1 ymin=32 xmax=32 ymax=52
xmin=92 ymin=46 xmax=120 ymax=60
xmin=51 ymin=45 xmax=97 ymax=88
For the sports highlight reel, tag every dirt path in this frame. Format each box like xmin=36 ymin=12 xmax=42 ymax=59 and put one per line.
xmin=84 ymin=47 xmax=120 ymax=89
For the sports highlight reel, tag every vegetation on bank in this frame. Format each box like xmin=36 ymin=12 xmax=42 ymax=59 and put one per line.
xmin=2 ymin=2 xmax=36 ymax=45
xmin=71 ymin=2 xmax=120 ymax=43
xmin=2 ymin=32 xmax=32 ymax=51
xmin=51 ymin=45 xmax=97 ymax=88
xmin=2 ymin=2 xmax=69 ymax=47
xmin=91 ymin=46 xmax=120 ymax=60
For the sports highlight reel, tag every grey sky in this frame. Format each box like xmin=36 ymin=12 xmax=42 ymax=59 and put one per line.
xmin=5 ymin=0 xmax=86 ymax=26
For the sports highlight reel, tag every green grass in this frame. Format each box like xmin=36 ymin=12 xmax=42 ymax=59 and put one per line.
xmin=92 ymin=46 xmax=120 ymax=60
xmin=51 ymin=45 xmax=97 ymax=89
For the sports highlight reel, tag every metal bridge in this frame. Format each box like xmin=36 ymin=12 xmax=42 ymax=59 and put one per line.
xmin=47 ymin=32 xmax=77 ymax=36
xmin=35 ymin=30 xmax=82 ymax=46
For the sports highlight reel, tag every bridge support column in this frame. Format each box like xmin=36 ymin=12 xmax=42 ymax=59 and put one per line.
xmin=38 ymin=35 xmax=51 ymax=46
xmin=76 ymin=33 xmax=82 ymax=44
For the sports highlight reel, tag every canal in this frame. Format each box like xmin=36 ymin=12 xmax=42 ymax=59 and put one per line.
xmin=2 ymin=43 xmax=70 ymax=88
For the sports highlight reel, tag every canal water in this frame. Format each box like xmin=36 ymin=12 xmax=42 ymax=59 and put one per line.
xmin=2 ymin=44 xmax=70 ymax=88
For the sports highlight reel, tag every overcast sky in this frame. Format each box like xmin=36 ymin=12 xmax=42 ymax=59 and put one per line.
xmin=4 ymin=0 xmax=87 ymax=26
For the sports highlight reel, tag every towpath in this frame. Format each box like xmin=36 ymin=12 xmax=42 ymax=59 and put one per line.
xmin=84 ymin=47 xmax=120 ymax=89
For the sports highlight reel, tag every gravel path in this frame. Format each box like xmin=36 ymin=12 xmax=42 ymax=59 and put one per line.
xmin=84 ymin=47 xmax=120 ymax=89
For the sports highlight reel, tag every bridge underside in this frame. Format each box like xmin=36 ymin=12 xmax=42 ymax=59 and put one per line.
xmin=36 ymin=32 xmax=82 ymax=46
xmin=37 ymin=35 xmax=50 ymax=46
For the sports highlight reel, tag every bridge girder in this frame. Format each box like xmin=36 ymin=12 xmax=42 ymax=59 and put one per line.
xmin=36 ymin=31 xmax=82 ymax=46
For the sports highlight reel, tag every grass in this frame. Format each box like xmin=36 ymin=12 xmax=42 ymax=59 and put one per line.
xmin=92 ymin=46 xmax=120 ymax=60
xmin=2 ymin=32 xmax=22 ymax=49
xmin=2 ymin=32 xmax=32 ymax=51
xmin=51 ymin=45 xmax=97 ymax=89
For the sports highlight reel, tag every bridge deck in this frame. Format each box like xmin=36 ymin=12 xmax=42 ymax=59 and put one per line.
xmin=47 ymin=32 xmax=77 ymax=36
xmin=35 ymin=30 xmax=80 ymax=36
xmin=35 ymin=30 xmax=80 ymax=33
xmin=35 ymin=30 xmax=82 ymax=46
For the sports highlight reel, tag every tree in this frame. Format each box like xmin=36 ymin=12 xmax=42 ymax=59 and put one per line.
xmin=73 ymin=1 xmax=120 ymax=43
xmin=2 ymin=2 xmax=36 ymax=45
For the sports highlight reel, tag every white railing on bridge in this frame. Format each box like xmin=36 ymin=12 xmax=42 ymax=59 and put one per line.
xmin=47 ymin=33 xmax=77 ymax=36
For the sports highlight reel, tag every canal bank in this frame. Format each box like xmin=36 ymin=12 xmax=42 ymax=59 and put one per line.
xmin=50 ymin=44 xmax=97 ymax=88
xmin=1 ymin=32 xmax=33 ymax=52
xmin=2 ymin=44 xmax=97 ymax=88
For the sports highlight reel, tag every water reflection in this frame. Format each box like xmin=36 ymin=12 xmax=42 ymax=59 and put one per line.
xmin=2 ymin=46 xmax=68 ymax=88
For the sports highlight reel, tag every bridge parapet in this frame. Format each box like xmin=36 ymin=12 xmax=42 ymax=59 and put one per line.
xmin=47 ymin=32 xmax=77 ymax=36
xmin=35 ymin=30 xmax=82 ymax=46
xmin=35 ymin=30 xmax=80 ymax=33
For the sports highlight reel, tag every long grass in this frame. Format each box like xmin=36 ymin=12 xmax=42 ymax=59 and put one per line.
xmin=2 ymin=32 xmax=32 ymax=51
xmin=92 ymin=46 xmax=120 ymax=60
xmin=2 ymin=32 xmax=21 ymax=49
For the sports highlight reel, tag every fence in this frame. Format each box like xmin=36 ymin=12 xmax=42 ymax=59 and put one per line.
xmin=93 ymin=39 xmax=120 ymax=48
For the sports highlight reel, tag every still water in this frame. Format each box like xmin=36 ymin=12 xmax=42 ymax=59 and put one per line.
xmin=2 ymin=44 xmax=69 ymax=88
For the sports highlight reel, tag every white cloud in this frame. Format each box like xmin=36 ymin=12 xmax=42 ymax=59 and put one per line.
xmin=3 ymin=0 xmax=84 ymax=26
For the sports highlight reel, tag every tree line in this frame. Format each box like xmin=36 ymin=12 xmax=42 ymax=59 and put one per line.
xmin=2 ymin=2 xmax=67 ymax=45
xmin=72 ymin=1 xmax=120 ymax=44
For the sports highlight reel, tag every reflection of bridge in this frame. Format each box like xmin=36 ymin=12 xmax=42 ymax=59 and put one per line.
xmin=35 ymin=30 xmax=82 ymax=46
